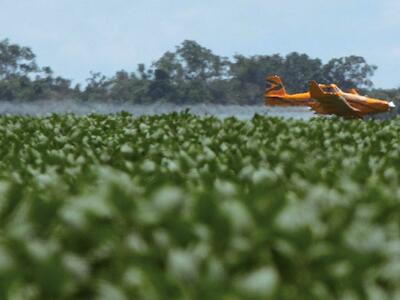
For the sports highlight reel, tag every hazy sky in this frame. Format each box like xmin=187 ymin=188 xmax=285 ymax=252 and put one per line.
xmin=1 ymin=0 xmax=400 ymax=88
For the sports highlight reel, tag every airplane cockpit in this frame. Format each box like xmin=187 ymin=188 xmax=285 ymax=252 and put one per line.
xmin=319 ymin=84 xmax=342 ymax=94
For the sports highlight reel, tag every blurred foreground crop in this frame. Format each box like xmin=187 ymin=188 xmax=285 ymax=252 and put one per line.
xmin=1 ymin=113 xmax=400 ymax=299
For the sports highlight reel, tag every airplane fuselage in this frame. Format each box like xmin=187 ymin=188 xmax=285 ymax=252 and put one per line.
xmin=340 ymin=93 xmax=390 ymax=115
xmin=266 ymin=92 xmax=313 ymax=106
xmin=266 ymin=91 xmax=392 ymax=118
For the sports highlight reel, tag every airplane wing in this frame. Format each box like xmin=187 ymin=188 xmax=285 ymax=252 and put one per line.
xmin=309 ymin=81 xmax=360 ymax=116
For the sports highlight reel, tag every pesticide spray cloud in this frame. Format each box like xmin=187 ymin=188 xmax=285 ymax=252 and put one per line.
xmin=0 ymin=100 xmax=313 ymax=119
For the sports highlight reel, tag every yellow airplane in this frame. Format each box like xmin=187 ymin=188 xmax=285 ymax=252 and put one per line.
xmin=265 ymin=75 xmax=395 ymax=118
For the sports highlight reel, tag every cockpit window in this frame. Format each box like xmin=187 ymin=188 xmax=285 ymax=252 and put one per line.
xmin=321 ymin=86 xmax=339 ymax=93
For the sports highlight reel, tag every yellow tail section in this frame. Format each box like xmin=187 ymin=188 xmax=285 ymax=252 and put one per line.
xmin=266 ymin=75 xmax=287 ymax=97
xmin=265 ymin=75 xmax=311 ymax=107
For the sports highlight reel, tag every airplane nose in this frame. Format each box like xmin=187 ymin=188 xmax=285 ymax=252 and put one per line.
xmin=389 ymin=101 xmax=396 ymax=110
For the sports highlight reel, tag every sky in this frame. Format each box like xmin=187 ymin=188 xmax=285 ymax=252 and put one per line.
xmin=1 ymin=0 xmax=400 ymax=88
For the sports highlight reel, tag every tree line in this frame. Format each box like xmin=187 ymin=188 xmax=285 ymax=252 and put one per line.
xmin=1 ymin=38 xmax=399 ymax=105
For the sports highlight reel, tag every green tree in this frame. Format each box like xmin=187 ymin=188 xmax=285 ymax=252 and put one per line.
xmin=155 ymin=40 xmax=229 ymax=81
xmin=147 ymin=68 xmax=176 ymax=102
xmin=0 ymin=39 xmax=38 ymax=79
xmin=229 ymin=54 xmax=284 ymax=104
xmin=0 ymin=38 xmax=391 ymax=105
xmin=81 ymin=72 xmax=111 ymax=101
xmin=0 ymin=39 xmax=76 ymax=101
xmin=153 ymin=40 xmax=229 ymax=103
xmin=108 ymin=67 xmax=152 ymax=104
xmin=321 ymin=56 xmax=377 ymax=90
xmin=280 ymin=52 xmax=323 ymax=92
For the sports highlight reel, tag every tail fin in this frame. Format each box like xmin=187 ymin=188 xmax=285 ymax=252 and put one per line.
xmin=309 ymin=80 xmax=325 ymax=99
xmin=266 ymin=75 xmax=287 ymax=97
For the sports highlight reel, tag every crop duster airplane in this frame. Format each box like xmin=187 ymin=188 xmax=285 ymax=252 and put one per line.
xmin=265 ymin=75 xmax=396 ymax=118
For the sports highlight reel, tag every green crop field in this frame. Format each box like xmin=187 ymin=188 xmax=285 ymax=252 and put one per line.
xmin=1 ymin=112 xmax=400 ymax=299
